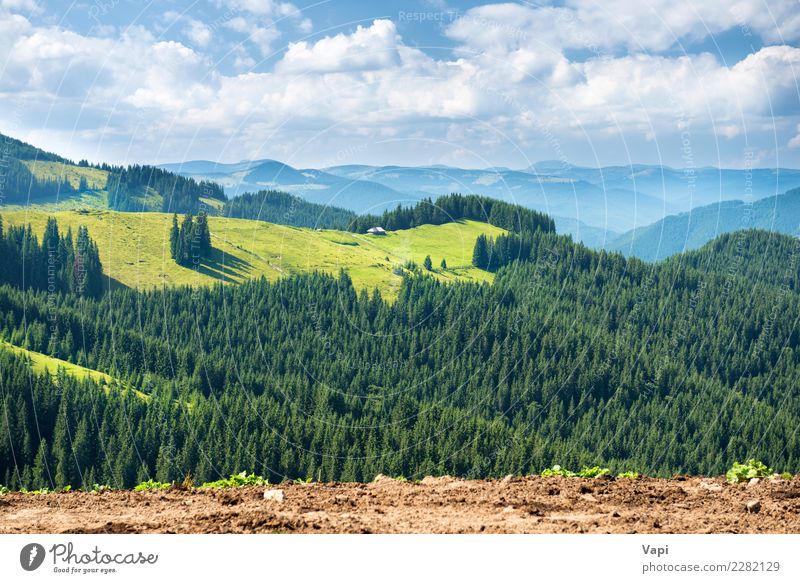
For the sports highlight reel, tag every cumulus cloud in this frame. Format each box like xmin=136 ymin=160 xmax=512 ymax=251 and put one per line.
xmin=183 ymin=18 xmax=212 ymax=48
xmin=278 ymin=20 xmax=401 ymax=73
xmin=1 ymin=2 xmax=798 ymax=166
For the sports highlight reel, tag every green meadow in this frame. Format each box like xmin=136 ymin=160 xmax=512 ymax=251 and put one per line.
xmin=0 ymin=209 xmax=505 ymax=297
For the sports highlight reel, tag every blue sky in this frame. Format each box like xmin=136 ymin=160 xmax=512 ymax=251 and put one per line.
xmin=1 ymin=0 xmax=799 ymax=169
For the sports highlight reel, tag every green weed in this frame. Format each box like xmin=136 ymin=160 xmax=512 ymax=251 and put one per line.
xmin=199 ymin=471 xmax=268 ymax=489
xmin=133 ymin=480 xmax=172 ymax=491
xmin=726 ymin=459 xmax=773 ymax=484
xmin=616 ymin=471 xmax=640 ymax=479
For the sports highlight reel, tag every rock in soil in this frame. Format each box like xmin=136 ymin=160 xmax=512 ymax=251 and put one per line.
xmin=263 ymin=489 xmax=285 ymax=503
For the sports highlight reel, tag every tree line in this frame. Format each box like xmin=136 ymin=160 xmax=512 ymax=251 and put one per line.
xmin=102 ymin=164 xmax=225 ymax=214
xmin=0 ymin=216 xmax=103 ymax=298
xmin=348 ymin=194 xmax=556 ymax=234
xmin=223 ymin=190 xmax=357 ymax=230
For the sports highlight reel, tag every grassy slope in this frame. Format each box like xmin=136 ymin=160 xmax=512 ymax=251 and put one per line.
xmin=21 ymin=160 xmax=109 ymax=190
xmin=0 ymin=341 xmax=146 ymax=398
xmin=0 ymin=209 xmax=504 ymax=297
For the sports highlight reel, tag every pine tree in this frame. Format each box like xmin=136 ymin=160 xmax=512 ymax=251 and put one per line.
xmin=169 ymin=214 xmax=180 ymax=262
xmin=32 ymin=438 xmax=52 ymax=489
xmin=472 ymin=234 xmax=489 ymax=269
xmin=440 ymin=258 xmax=447 ymax=270
xmin=423 ymin=255 xmax=433 ymax=271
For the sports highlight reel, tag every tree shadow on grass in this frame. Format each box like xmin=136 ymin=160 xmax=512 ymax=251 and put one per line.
xmin=192 ymin=247 xmax=253 ymax=283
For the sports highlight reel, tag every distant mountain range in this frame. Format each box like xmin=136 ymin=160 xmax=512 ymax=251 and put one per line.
xmin=159 ymin=158 xmax=800 ymax=242
xmin=607 ymin=187 xmax=800 ymax=261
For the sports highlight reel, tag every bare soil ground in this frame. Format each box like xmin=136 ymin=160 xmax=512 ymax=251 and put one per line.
xmin=1 ymin=475 xmax=798 ymax=534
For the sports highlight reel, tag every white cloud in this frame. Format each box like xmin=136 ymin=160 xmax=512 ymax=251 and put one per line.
xmin=0 ymin=0 xmax=40 ymax=13
xmin=183 ymin=18 xmax=212 ymax=48
xmin=789 ymin=124 xmax=800 ymax=148
xmin=1 ymin=3 xmax=799 ymax=166
xmin=278 ymin=20 xmax=400 ymax=73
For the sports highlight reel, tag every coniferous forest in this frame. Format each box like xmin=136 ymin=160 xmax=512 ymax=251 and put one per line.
xmin=1 ymin=209 xmax=798 ymax=491
xmin=223 ymin=190 xmax=357 ymax=229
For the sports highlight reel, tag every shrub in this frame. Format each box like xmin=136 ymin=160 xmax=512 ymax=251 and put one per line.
xmin=541 ymin=465 xmax=575 ymax=477
xmin=576 ymin=466 xmax=611 ymax=478
xmin=617 ymin=471 xmax=640 ymax=479
xmin=134 ymin=480 xmax=172 ymax=491
xmin=199 ymin=471 xmax=268 ymax=489
xmin=726 ymin=459 xmax=773 ymax=484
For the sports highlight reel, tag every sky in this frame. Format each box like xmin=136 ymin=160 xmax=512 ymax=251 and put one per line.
xmin=1 ymin=0 xmax=799 ymax=170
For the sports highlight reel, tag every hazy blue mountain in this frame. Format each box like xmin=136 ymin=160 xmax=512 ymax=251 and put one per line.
xmin=553 ymin=216 xmax=620 ymax=249
xmin=159 ymin=159 xmax=411 ymax=214
xmin=524 ymin=162 xmax=800 ymax=210
xmin=160 ymin=158 xmax=800 ymax=240
xmin=609 ymin=187 xmax=800 ymax=261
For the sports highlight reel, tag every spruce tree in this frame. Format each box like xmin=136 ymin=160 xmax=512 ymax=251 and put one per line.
xmin=472 ymin=234 xmax=489 ymax=269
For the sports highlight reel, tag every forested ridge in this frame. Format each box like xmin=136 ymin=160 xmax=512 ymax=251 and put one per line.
xmin=1 ymin=211 xmax=798 ymax=490
xmin=1 ymin=132 xmax=224 ymax=214
xmin=0 ymin=133 xmax=76 ymax=204
xmin=348 ymin=194 xmax=556 ymax=234
xmin=103 ymin=164 xmax=225 ymax=213
xmin=223 ymin=190 xmax=356 ymax=229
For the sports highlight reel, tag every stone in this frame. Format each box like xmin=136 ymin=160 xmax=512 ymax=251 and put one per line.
xmin=263 ymin=489 xmax=285 ymax=503
xmin=745 ymin=499 xmax=761 ymax=514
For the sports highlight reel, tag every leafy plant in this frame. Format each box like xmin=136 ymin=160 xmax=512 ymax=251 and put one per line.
xmin=576 ymin=466 xmax=611 ymax=478
xmin=726 ymin=459 xmax=773 ymax=484
xmin=617 ymin=471 xmax=640 ymax=479
xmin=23 ymin=488 xmax=53 ymax=495
xmin=86 ymin=483 xmax=112 ymax=493
xmin=541 ymin=465 xmax=575 ymax=477
xmin=780 ymin=472 xmax=793 ymax=480
xmin=393 ymin=475 xmax=408 ymax=482
xmin=199 ymin=471 xmax=268 ymax=489
xmin=0 ymin=485 xmax=9 ymax=495
xmin=134 ymin=480 xmax=172 ymax=491
xmin=292 ymin=477 xmax=313 ymax=485
xmin=61 ymin=485 xmax=72 ymax=493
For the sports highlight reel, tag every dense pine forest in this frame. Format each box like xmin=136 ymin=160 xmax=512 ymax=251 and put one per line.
xmin=104 ymin=164 xmax=225 ymax=213
xmin=0 ymin=207 xmax=798 ymax=490
xmin=223 ymin=190 xmax=357 ymax=229
xmin=0 ymin=216 xmax=103 ymax=298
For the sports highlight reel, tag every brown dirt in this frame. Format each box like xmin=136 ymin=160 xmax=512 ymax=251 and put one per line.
xmin=1 ymin=475 xmax=798 ymax=534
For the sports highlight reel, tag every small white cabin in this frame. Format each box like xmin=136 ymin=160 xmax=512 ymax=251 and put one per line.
xmin=367 ymin=226 xmax=386 ymax=235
